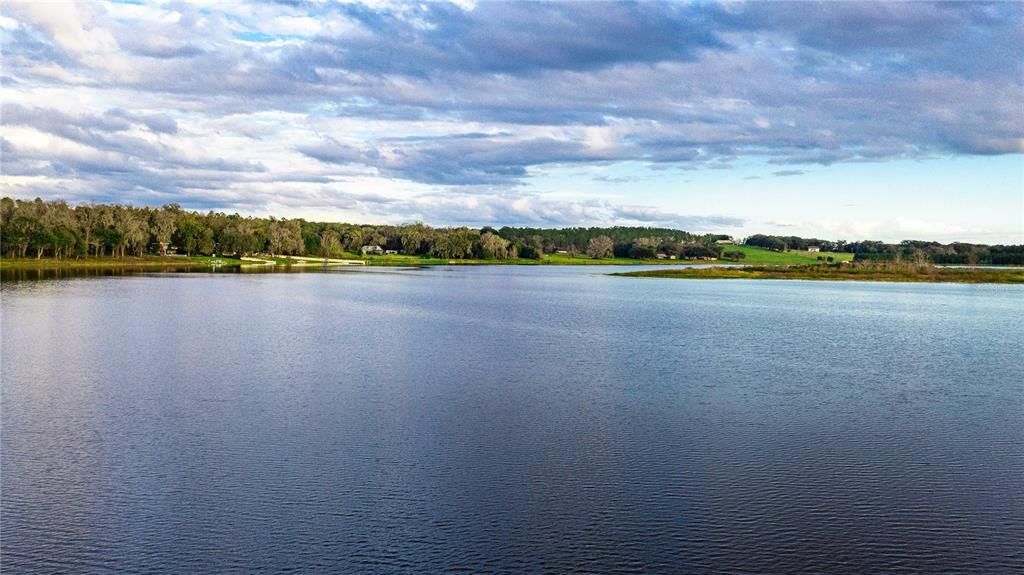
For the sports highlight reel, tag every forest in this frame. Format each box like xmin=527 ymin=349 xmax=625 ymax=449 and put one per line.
xmin=2 ymin=197 xmax=1020 ymax=265
xmin=744 ymin=234 xmax=1024 ymax=265
xmin=0 ymin=197 xmax=726 ymax=261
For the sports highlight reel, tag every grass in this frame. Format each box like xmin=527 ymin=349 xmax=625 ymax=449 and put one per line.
xmin=0 ymin=245 xmax=855 ymax=271
xmin=716 ymin=245 xmax=855 ymax=265
xmin=541 ymin=254 xmax=673 ymax=265
xmin=0 ymin=255 xmax=236 ymax=269
xmin=615 ymin=262 xmax=1024 ymax=284
xmin=304 ymin=253 xmax=688 ymax=266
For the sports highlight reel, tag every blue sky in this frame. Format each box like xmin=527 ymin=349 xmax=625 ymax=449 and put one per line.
xmin=1 ymin=1 xmax=1021 ymax=242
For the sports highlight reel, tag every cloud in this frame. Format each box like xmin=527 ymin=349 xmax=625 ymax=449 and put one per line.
xmin=3 ymin=1 xmax=118 ymax=57
xmin=612 ymin=205 xmax=745 ymax=230
xmin=312 ymin=2 xmax=726 ymax=77
xmin=797 ymin=216 xmax=1021 ymax=244
xmin=0 ymin=0 xmax=1020 ymax=236
xmin=298 ymin=133 xmax=619 ymax=185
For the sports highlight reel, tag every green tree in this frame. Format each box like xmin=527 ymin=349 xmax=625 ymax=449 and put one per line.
xmin=480 ymin=232 xmax=514 ymax=259
xmin=176 ymin=216 xmax=203 ymax=256
xmin=320 ymin=229 xmax=340 ymax=258
xmin=151 ymin=209 xmax=177 ymax=256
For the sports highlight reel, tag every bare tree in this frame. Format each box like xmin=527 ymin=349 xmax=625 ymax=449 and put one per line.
xmin=320 ymin=230 xmax=340 ymax=259
xmin=586 ymin=235 xmax=613 ymax=259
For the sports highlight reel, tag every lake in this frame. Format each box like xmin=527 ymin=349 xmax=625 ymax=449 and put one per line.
xmin=2 ymin=266 xmax=1022 ymax=573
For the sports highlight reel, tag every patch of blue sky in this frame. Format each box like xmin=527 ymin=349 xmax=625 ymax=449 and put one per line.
xmin=234 ymin=31 xmax=278 ymax=43
xmin=526 ymin=155 xmax=1022 ymax=241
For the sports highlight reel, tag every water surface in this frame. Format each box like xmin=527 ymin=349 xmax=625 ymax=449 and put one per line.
xmin=3 ymin=267 xmax=1022 ymax=573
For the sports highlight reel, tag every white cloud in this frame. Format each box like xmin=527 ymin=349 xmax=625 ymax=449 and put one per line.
xmin=0 ymin=1 xmax=1020 ymax=242
xmin=5 ymin=1 xmax=117 ymax=55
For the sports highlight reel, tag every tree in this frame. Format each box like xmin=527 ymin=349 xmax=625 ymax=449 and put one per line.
xmin=51 ymin=227 xmax=77 ymax=259
xmin=75 ymin=204 xmax=102 ymax=257
xmin=763 ymin=237 xmax=786 ymax=251
xmin=722 ymin=250 xmax=746 ymax=261
xmin=517 ymin=244 xmax=540 ymax=259
xmin=480 ymin=232 xmax=514 ymax=259
xmin=431 ymin=228 xmax=475 ymax=259
xmin=319 ymin=230 xmax=340 ymax=258
xmin=586 ymin=235 xmax=613 ymax=258
xmin=6 ymin=216 xmax=36 ymax=258
xmin=30 ymin=225 xmax=53 ymax=258
xmin=151 ymin=209 xmax=177 ymax=256
xmin=629 ymin=243 xmax=656 ymax=259
xmin=681 ymin=244 xmax=720 ymax=259
xmin=108 ymin=205 xmax=143 ymax=257
xmin=400 ymin=225 xmax=427 ymax=255
xmin=339 ymin=227 xmax=363 ymax=253
xmin=176 ymin=216 xmax=203 ymax=256
xmin=198 ymin=227 xmax=216 ymax=255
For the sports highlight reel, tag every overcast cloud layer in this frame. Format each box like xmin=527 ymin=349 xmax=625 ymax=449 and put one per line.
xmin=1 ymin=1 xmax=1022 ymax=239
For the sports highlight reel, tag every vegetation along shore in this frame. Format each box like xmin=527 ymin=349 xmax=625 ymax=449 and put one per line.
xmin=616 ymin=263 xmax=1024 ymax=284
xmin=2 ymin=197 xmax=1021 ymax=278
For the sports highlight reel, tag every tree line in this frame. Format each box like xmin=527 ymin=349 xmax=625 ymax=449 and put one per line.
xmin=744 ymin=234 xmax=1024 ymax=265
xmin=4 ymin=197 xmax=1018 ymax=264
xmin=0 ymin=198 xmax=726 ymax=261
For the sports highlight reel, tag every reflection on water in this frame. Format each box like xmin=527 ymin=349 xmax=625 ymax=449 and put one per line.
xmin=0 ymin=266 xmax=206 ymax=282
xmin=0 ymin=263 xmax=363 ymax=283
xmin=2 ymin=267 xmax=1023 ymax=573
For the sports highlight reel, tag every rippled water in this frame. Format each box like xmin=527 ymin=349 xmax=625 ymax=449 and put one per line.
xmin=3 ymin=267 xmax=1022 ymax=573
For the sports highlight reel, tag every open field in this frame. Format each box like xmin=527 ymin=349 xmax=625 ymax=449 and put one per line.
xmin=716 ymin=245 xmax=855 ymax=265
xmin=616 ymin=263 xmax=1024 ymax=284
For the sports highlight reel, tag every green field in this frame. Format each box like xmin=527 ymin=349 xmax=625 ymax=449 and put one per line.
xmin=716 ymin=245 xmax=855 ymax=265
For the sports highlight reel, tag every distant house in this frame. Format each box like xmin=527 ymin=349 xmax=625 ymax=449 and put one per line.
xmin=807 ymin=246 xmax=821 ymax=252
xmin=361 ymin=245 xmax=384 ymax=255
xmin=655 ymin=253 xmax=668 ymax=259
xmin=384 ymin=249 xmax=398 ymax=255
xmin=555 ymin=249 xmax=568 ymax=254
xmin=715 ymin=239 xmax=735 ymax=245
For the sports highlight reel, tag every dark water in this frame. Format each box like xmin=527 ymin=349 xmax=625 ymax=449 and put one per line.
xmin=2 ymin=267 xmax=1022 ymax=573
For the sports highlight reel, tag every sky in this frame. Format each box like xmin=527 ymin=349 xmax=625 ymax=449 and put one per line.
xmin=1 ymin=0 xmax=1022 ymax=243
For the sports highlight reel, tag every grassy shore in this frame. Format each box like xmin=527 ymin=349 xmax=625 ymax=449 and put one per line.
xmin=615 ymin=263 xmax=1024 ymax=284
xmin=714 ymin=244 xmax=855 ymax=265
xmin=0 ymin=245 xmax=856 ymax=271
xmin=357 ymin=245 xmax=849 ymax=266
xmin=0 ymin=256 xmax=236 ymax=269
xmin=0 ymin=253 xmax=705 ymax=269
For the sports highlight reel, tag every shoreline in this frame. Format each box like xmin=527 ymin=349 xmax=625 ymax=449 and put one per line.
xmin=4 ymin=258 xmax=1021 ymax=284
xmin=614 ymin=264 xmax=1024 ymax=284
xmin=0 ymin=255 xmax=740 ymax=271
xmin=0 ymin=245 xmax=861 ymax=271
